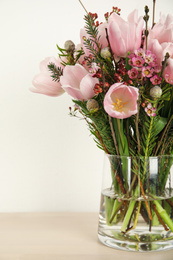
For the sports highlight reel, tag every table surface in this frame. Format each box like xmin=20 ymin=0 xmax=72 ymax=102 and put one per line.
xmin=0 ymin=212 xmax=173 ymax=260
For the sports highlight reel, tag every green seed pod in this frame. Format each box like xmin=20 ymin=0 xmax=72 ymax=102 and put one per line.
xmin=101 ymin=47 xmax=111 ymax=59
xmin=86 ymin=99 xmax=99 ymax=112
xmin=150 ymin=86 xmax=162 ymax=99
xmin=64 ymin=40 xmax=75 ymax=52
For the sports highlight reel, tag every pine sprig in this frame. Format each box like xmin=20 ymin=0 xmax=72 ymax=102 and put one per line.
xmin=47 ymin=63 xmax=63 ymax=82
xmin=84 ymin=14 xmax=101 ymax=51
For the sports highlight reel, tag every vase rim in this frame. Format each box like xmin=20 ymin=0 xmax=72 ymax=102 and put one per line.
xmin=105 ymin=154 xmax=173 ymax=159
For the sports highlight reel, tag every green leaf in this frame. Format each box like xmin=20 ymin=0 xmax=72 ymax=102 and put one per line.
xmin=153 ymin=116 xmax=168 ymax=136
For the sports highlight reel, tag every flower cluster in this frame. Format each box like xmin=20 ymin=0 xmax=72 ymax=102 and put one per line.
xmin=128 ymin=49 xmax=162 ymax=82
xmin=31 ymin=2 xmax=173 ymax=159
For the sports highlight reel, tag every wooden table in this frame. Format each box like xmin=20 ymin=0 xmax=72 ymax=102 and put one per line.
xmin=0 ymin=212 xmax=172 ymax=260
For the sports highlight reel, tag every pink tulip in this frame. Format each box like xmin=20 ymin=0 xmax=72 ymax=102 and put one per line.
xmin=60 ymin=64 xmax=98 ymax=101
xmin=149 ymin=14 xmax=173 ymax=44
xmin=104 ymin=83 xmax=139 ymax=119
xmin=107 ymin=10 xmax=144 ymax=58
xmin=147 ymin=39 xmax=173 ymax=83
xmin=149 ymin=39 xmax=173 ymax=62
xmin=31 ymin=57 xmax=65 ymax=97
xmin=80 ymin=22 xmax=108 ymax=57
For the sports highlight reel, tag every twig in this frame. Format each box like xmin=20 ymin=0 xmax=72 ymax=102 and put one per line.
xmin=138 ymin=174 xmax=152 ymax=221
xmin=152 ymin=0 xmax=156 ymax=28
xmin=108 ymin=115 xmax=119 ymax=155
xmin=144 ymin=6 xmax=149 ymax=50
xmin=92 ymin=123 xmax=110 ymax=154
xmin=135 ymin=104 xmax=141 ymax=153
xmin=78 ymin=0 xmax=88 ymax=14
xmin=105 ymin=28 xmax=117 ymax=69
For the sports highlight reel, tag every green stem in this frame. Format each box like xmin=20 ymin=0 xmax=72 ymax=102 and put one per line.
xmin=109 ymin=199 xmax=121 ymax=224
xmin=153 ymin=200 xmax=173 ymax=232
xmin=117 ymin=119 xmax=124 ymax=151
xmin=143 ymin=116 xmax=154 ymax=181
xmin=121 ymin=200 xmax=136 ymax=233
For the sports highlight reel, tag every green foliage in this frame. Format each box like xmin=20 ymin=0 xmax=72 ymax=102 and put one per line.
xmin=72 ymin=99 xmax=116 ymax=155
xmin=47 ymin=63 xmax=63 ymax=82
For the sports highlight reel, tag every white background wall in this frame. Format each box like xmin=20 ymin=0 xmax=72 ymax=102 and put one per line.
xmin=0 ymin=0 xmax=172 ymax=212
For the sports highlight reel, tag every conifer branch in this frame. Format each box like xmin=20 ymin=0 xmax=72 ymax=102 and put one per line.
xmin=47 ymin=63 xmax=63 ymax=82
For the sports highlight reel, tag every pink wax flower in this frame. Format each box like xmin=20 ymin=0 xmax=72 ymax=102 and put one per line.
xmin=128 ymin=68 xmax=138 ymax=79
xmin=80 ymin=22 xmax=108 ymax=57
xmin=134 ymin=48 xmax=145 ymax=58
xmin=142 ymin=66 xmax=154 ymax=78
xmin=103 ymin=83 xmax=138 ymax=119
xmin=31 ymin=57 xmax=65 ymax=97
xmin=132 ymin=56 xmax=145 ymax=67
xmin=89 ymin=62 xmax=100 ymax=76
xmin=145 ymin=51 xmax=156 ymax=66
xmin=150 ymin=75 xmax=162 ymax=85
xmin=145 ymin=103 xmax=156 ymax=117
xmin=60 ymin=64 xmax=98 ymax=101
xmin=108 ymin=10 xmax=144 ymax=58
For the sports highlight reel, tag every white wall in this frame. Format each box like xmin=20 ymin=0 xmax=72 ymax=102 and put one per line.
xmin=0 ymin=0 xmax=172 ymax=212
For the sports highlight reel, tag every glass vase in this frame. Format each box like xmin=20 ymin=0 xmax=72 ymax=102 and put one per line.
xmin=98 ymin=154 xmax=173 ymax=252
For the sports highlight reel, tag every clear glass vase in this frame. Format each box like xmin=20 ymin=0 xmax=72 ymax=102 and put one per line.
xmin=98 ymin=154 xmax=173 ymax=252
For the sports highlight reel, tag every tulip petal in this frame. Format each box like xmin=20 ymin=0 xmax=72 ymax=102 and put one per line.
xmin=60 ymin=64 xmax=88 ymax=89
xmin=108 ymin=21 xmax=126 ymax=57
xmin=31 ymin=74 xmax=65 ymax=97
xmin=80 ymin=74 xmax=98 ymax=100
xmin=62 ymin=85 xmax=85 ymax=100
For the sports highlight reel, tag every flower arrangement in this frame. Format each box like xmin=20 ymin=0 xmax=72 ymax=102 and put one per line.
xmin=32 ymin=0 xmax=173 ymax=250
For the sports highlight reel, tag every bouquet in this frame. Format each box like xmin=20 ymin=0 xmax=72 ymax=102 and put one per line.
xmin=32 ymin=0 xmax=173 ymax=250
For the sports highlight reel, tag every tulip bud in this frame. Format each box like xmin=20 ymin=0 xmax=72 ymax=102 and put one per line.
xmin=86 ymin=99 xmax=99 ymax=112
xmin=150 ymin=86 xmax=162 ymax=99
xmin=64 ymin=40 xmax=75 ymax=52
xmin=101 ymin=47 xmax=111 ymax=59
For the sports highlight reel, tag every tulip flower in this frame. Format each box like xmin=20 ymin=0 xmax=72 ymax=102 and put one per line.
xmin=60 ymin=64 xmax=98 ymax=101
xmin=107 ymin=10 xmax=144 ymax=58
xmin=104 ymin=83 xmax=138 ymax=119
xmin=31 ymin=57 xmax=65 ymax=97
xmin=148 ymin=14 xmax=173 ymax=44
xmin=148 ymin=39 xmax=173 ymax=65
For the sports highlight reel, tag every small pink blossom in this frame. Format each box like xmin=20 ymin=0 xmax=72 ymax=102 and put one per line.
xmin=132 ymin=56 xmax=145 ymax=67
xmin=128 ymin=68 xmax=138 ymax=79
xmin=154 ymin=65 xmax=162 ymax=73
xmin=103 ymin=83 xmax=139 ymax=119
xmin=142 ymin=66 xmax=154 ymax=78
xmin=128 ymin=59 xmax=133 ymax=66
xmin=150 ymin=75 xmax=162 ymax=85
xmin=60 ymin=64 xmax=98 ymax=101
xmin=134 ymin=48 xmax=145 ymax=58
xmin=145 ymin=51 xmax=156 ymax=66
xmin=89 ymin=62 xmax=100 ymax=76
xmin=145 ymin=103 xmax=156 ymax=117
